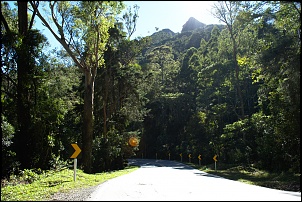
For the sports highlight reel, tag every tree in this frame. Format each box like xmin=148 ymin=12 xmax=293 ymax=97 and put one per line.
xmin=122 ymin=4 xmax=139 ymax=40
xmin=145 ymin=45 xmax=178 ymax=95
xmin=249 ymin=1 xmax=301 ymax=171
xmin=31 ymin=1 xmax=125 ymax=173
xmin=1 ymin=1 xmax=48 ymax=170
xmin=212 ymin=1 xmax=245 ymax=119
xmin=92 ymin=21 xmax=151 ymax=171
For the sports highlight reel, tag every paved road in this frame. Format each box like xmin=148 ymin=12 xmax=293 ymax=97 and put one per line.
xmin=85 ymin=159 xmax=301 ymax=201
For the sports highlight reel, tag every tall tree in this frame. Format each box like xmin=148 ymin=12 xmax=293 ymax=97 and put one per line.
xmin=92 ymin=21 xmax=151 ymax=171
xmin=249 ymin=1 xmax=300 ymax=171
xmin=31 ymin=1 xmax=124 ymax=173
xmin=1 ymin=1 xmax=19 ymax=175
xmin=16 ymin=1 xmax=32 ymax=169
xmin=122 ymin=4 xmax=139 ymax=40
xmin=1 ymin=1 xmax=49 ymax=170
xmin=212 ymin=1 xmax=245 ymax=119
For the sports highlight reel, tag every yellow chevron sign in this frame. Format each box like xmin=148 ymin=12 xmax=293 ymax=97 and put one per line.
xmin=213 ymin=154 xmax=218 ymax=162
xmin=70 ymin=143 xmax=81 ymax=158
xmin=198 ymin=154 xmax=201 ymax=160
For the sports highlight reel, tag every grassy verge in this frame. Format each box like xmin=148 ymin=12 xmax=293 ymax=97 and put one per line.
xmin=186 ymin=162 xmax=300 ymax=192
xmin=1 ymin=166 xmax=139 ymax=201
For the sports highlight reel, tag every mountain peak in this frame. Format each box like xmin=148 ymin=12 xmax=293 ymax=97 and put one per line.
xmin=181 ymin=17 xmax=206 ymax=32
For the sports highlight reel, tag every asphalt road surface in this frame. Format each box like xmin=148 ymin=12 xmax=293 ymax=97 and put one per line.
xmin=85 ymin=159 xmax=301 ymax=201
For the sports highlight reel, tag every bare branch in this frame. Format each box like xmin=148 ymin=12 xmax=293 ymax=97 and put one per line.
xmin=28 ymin=1 xmax=38 ymax=30
xmin=30 ymin=1 xmax=84 ymax=72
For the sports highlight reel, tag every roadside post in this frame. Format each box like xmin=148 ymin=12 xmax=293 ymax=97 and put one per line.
xmin=168 ymin=153 xmax=170 ymax=160
xmin=213 ymin=154 xmax=218 ymax=170
xmin=70 ymin=143 xmax=82 ymax=182
xmin=180 ymin=153 xmax=182 ymax=162
xmin=156 ymin=153 xmax=157 ymax=160
xmin=188 ymin=154 xmax=192 ymax=163
xmin=74 ymin=158 xmax=77 ymax=182
xmin=198 ymin=154 xmax=201 ymax=166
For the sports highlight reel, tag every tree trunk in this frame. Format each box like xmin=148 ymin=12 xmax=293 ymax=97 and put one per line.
xmin=82 ymin=69 xmax=95 ymax=173
xmin=16 ymin=1 xmax=33 ymax=169
xmin=213 ymin=1 xmax=245 ymax=119
xmin=231 ymin=36 xmax=245 ymax=119
xmin=103 ymin=68 xmax=109 ymax=138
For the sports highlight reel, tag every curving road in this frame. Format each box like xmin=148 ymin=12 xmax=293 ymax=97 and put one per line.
xmin=85 ymin=159 xmax=301 ymax=201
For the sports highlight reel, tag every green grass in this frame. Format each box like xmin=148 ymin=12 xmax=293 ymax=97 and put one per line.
xmin=1 ymin=166 xmax=139 ymax=201
xmin=187 ymin=162 xmax=300 ymax=192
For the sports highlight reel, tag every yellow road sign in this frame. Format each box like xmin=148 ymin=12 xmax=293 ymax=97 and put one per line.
xmin=180 ymin=153 xmax=182 ymax=157
xmin=198 ymin=154 xmax=201 ymax=160
xmin=70 ymin=143 xmax=81 ymax=158
xmin=213 ymin=154 xmax=218 ymax=162
xmin=129 ymin=137 xmax=139 ymax=147
xmin=188 ymin=154 xmax=192 ymax=158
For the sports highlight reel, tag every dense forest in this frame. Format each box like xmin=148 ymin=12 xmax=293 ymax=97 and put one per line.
xmin=1 ymin=1 xmax=300 ymax=179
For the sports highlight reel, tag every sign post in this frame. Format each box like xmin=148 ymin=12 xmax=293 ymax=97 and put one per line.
xmin=168 ymin=153 xmax=170 ymax=160
xmin=180 ymin=153 xmax=182 ymax=162
xmin=188 ymin=154 xmax=192 ymax=163
xmin=213 ymin=154 xmax=218 ymax=171
xmin=73 ymin=158 xmax=77 ymax=182
xmin=198 ymin=154 xmax=202 ymax=166
xmin=70 ymin=143 xmax=81 ymax=182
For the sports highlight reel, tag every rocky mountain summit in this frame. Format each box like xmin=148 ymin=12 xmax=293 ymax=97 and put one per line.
xmin=181 ymin=17 xmax=206 ymax=32
xmin=151 ymin=17 xmax=212 ymax=38
xmin=148 ymin=17 xmax=224 ymax=47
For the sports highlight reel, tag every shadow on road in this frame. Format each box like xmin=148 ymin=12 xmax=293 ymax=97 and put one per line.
xmin=128 ymin=158 xmax=223 ymax=179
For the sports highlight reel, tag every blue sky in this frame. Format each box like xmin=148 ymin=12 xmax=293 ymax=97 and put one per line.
xmin=7 ymin=1 xmax=223 ymax=50
xmin=124 ymin=1 xmax=223 ymax=39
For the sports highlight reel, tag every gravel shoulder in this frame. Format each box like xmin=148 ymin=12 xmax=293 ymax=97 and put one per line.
xmin=47 ymin=185 xmax=100 ymax=201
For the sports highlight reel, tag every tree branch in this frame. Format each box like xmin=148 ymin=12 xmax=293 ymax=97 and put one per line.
xmin=29 ymin=1 xmax=84 ymax=72
xmin=28 ymin=1 xmax=38 ymax=30
xmin=1 ymin=12 xmax=11 ymax=33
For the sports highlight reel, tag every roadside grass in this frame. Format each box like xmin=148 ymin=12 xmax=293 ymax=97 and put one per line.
xmin=186 ymin=162 xmax=300 ymax=192
xmin=1 ymin=166 xmax=139 ymax=201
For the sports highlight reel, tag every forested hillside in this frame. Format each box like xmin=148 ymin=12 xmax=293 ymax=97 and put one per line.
xmin=1 ymin=1 xmax=300 ymax=180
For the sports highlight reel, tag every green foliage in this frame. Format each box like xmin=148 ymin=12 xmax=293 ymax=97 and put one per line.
xmin=18 ymin=169 xmax=41 ymax=184
xmin=137 ymin=1 xmax=299 ymax=173
xmin=91 ymin=20 xmax=149 ymax=172
xmin=49 ymin=154 xmax=72 ymax=171
xmin=246 ymin=2 xmax=300 ymax=172
xmin=1 ymin=115 xmax=19 ymax=177
xmin=1 ymin=115 xmax=15 ymax=147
